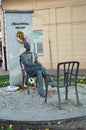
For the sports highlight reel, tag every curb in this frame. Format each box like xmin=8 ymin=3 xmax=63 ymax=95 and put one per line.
xmin=0 ymin=116 xmax=86 ymax=130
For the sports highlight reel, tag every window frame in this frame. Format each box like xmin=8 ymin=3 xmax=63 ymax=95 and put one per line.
xmin=33 ymin=30 xmax=44 ymax=56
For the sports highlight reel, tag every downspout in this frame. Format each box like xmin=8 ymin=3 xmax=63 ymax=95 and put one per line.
xmin=0 ymin=0 xmax=7 ymax=70
xmin=49 ymin=36 xmax=52 ymax=69
xmin=48 ymin=6 xmax=53 ymax=69
xmin=55 ymin=8 xmax=58 ymax=64
xmin=44 ymin=0 xmax=53 ymax=69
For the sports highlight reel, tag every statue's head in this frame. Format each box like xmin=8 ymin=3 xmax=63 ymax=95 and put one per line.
xmin=24 ymin=42 xmax=31 ymax=51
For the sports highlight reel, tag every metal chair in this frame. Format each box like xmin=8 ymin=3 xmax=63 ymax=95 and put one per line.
xmin=45 ymin=61 xmax=80 ymax=109
xmin=20 ymin=57 xmax=36 ymax=94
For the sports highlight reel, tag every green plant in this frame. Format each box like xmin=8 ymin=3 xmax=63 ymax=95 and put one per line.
xmin=0 ymin=75 xmax=86 ymax=88
xmin=0 ymin=75 xmax=10 ymax=87
xmin=0 ymin=124 xmax=13 ymax=130
xmin=52 ymin=76 xmax=86 ymax=84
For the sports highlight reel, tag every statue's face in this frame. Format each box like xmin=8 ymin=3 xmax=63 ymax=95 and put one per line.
xmin=24 ymin=42 xmax=30 ymax=51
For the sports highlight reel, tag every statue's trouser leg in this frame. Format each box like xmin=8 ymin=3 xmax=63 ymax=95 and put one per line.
xmin=36 ymin=71 xmax=45 ymax=97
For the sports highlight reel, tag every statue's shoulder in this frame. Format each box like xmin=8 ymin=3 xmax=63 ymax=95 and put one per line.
xmin=19 ymin=51 xmax=26 ymax=58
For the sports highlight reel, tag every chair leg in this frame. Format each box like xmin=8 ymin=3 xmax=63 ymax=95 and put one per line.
xmin=44 ymin=78 xmax=48 ymax=103
xmin=22 ymin=73 xmax=28 ymax=88
xmin=44 ymin=86 xmax=48 ymax=103
xmin=44 ymin=77 xmax=48 ymax=103
xmin=22 ymin=76 xmax=25 ymax=88
xmin=27 ymin=85 xmax=30 ymax=94
xmin=75 ymin=85 xmax=80 ymax=105
xmin=57 ymin=87 xmax=62 ymax=109
xmin=65 ymin=86 xmax=68 ymax=100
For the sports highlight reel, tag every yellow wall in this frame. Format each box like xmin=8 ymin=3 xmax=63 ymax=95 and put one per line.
xmin=1 ymin=0 xmax=86 ymax=69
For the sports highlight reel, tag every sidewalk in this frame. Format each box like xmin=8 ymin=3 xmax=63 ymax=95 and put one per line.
xmin=0 ymin=85 xmax=86 ymax=120
xmin=0 ymin=67 xmax=86 ymax=129
xmin=0 ymin=67 xmax=86 ymax=76
xmin=0 ymin=67 xmax=9 ymax=75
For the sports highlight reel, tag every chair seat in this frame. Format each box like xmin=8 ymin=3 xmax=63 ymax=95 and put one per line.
xmin=48 ymin=81 xmax=76 ymax=88
xmin=48 ymin=81 xmax=64 ymax=88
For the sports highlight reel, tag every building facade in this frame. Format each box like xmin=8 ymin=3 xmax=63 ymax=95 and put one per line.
xmin=0 ymin=0 xmax=86 ymax=70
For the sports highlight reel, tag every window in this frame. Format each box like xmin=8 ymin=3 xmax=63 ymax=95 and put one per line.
xmin=33 ymin=30 xmax=43 ymax=55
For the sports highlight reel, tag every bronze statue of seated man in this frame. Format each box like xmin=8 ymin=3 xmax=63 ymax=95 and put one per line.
xmin=19 ymin=42 xmax=47 ymax=97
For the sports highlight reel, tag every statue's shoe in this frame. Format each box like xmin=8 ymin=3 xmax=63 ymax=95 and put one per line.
xmin=38 ymin=88 xmax=45 ymax=97
xmin=39 ymin=92 xmax=45 ymax=97
xmin=37 ymin=84 xmax=45 ymax=97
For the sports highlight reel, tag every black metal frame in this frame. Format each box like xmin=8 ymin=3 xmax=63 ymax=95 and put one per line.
xmin=45 ymin=61 xmax=80 ymax=109
xmin=19 ymin=58 xmax=33 ymax=94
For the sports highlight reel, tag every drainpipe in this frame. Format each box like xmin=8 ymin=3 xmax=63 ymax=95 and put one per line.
xmin=44 ymin=0 xmax=53 ymax=69
xmin=0 ymin=0 xmax=7 ymax=70
xmin=47 ymin=8 xmax=53 ymax=69
xmin=49 ymin=37 xmax=52 ymax=69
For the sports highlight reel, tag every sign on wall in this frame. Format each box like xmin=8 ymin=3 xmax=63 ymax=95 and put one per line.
xmin=5 ymin=10 xmax=34 ymax=86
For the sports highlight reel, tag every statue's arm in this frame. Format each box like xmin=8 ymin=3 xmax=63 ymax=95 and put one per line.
xmin=20 ymin=55 xmax=38 ymax=67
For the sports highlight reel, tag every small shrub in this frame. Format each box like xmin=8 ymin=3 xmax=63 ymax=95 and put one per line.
xmin=52 ymin=76 xmax=86 ymax=84
xmin=0 ymin=75 xmax=10 ymax=87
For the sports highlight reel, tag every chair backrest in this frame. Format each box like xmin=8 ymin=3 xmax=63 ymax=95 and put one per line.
xmin=57 ymin=61 xmax=80 ymax=87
